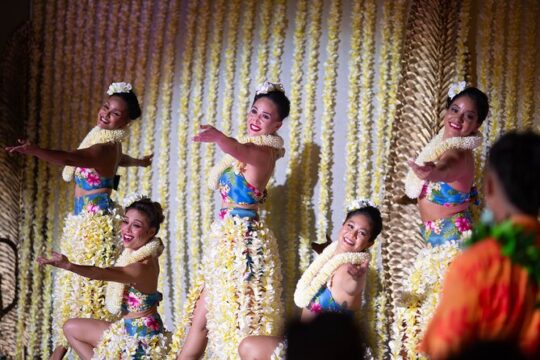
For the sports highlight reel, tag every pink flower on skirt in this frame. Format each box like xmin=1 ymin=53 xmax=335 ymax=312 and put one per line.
xmin=85 ymin=203 xmax=99 ymax=214
xmin=454 ymin=216 xmax=471 ymax=232
xmin=144 ymin=316 xmax=161 ymax=331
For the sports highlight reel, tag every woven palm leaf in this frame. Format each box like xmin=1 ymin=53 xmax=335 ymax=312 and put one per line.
xmin=378 ymin=0 xmax=465 ymax=329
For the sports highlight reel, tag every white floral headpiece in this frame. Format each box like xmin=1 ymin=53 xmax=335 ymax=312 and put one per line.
xmin=122 ymin=192 xmax=150 ymax=208
xmin=255 ymin=81 xmax=285 ymax=96
xmin=346 ymin=198 xmax=376 ymax=213
xmin=448 ymin=81 xmax=467 ymax=100
xmin=107 ymin=82 xmax=133 ymax=95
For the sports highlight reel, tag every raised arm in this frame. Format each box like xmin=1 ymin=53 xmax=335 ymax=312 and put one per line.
xmin=339 ymin=261 xmax=369 ymax=296
xmin=408 ymin=149 xmax=466 ymax=183
xmin=193 ymin=125 xmax=273 ymax=167
xmin=6 ymin=139 xmax=114 ymax=169
xmin=119 ymin=153 xmax=153 ymax=167
xmin=37 ymin=251 xmax=146 ymax=285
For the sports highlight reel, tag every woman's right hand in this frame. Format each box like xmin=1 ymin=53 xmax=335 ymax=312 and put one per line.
xmin=37 ymin=251 xmax=71 ymax=270
xmin=5 ymin=139 xmax=37 ymax=155
xmin=193 ymin=124 xmax=225 ymax=143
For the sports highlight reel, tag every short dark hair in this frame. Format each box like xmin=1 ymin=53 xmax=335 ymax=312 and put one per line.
xmin=253 ymin=90 xmax=290 ymax=121
xmin=345 ymin=205 xmax=383 ymax=242
xmin=447 ymin=87 xmax=489 ymax=125
xmin=126 ymin=198 xmax=165 ymax=233
xmin=111 ymin=91 xmax=142 ymax=120
xmin=487 ymin=131 xmax=540 ymax=216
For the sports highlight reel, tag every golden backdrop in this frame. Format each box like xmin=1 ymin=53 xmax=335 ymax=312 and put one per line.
xmin=6 ymin=0 xmax=539 ymax=358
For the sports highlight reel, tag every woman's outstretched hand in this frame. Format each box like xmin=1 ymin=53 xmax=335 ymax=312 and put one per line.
xmin=193 ymin=125 xmax=224 ymax=143
xmin=37 ymin=251 xmax=71 ymax=270
xmin=5 ymin=139 xmax=37 ymax=155
xmin=408 ymin=159 xmax=436 ymax=180
xmin=347 ymin=261 xmax=369 ymax=279
xmin=140 ymin=153 xmax=153 ymax=167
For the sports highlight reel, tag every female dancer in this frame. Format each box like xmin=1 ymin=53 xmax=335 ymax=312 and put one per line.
xmin=169 ymin=82 xmax=289 ymax=359
xmin=394 ymin=84 xmax=489 ymax=355
xmin=238 ymin=201 xmax=383 ymax=359
xmin=421 ymin=131 xmax=540 ymax=359
xmin=6 ymin=82 xmax=151 ymax=358
xmin=38 ymin=197 xmax=168 ymax=359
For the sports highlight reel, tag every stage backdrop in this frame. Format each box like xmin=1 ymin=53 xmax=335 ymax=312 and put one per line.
xmin=5 ymin=0 xmax=539 ymax=358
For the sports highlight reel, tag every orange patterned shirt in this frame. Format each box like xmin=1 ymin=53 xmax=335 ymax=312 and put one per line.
xmin=419 ymin=215 xmax=540 ymax=359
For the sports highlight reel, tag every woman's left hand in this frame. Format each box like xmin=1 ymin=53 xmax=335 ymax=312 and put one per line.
xmin=408 ymin=159 xmax=436 ymax=180
xmin=193 ymin=124 xmax=224 ymax=143
xmin=37 ymin=251 xmax=71 ymax=270
xmin=347 ymin=261 xmax=369 ymax=279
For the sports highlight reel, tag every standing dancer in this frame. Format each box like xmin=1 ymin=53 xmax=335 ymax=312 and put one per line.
xmin=393 ymin=84 xmax=489 ymax=355
xmin=420 ymin=131 xmax=540 ymax=359
xmin=170 ymin=82 xmax=289 ymax=359
xmin=238 ymin=201 xmax=382 ymax=360
xmin=7 ymin=82 xmax=151 ymax=358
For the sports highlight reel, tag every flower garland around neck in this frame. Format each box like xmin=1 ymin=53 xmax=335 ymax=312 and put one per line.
xmin=294 ymin=241 xmax=371 ymax=308
xmin=62 ymin=126 xmax=130 ymax=182
xmin=105 ymin=237 xmax=164 ymax=315
xmin=207 ymin=134 xmax=285 ymax=190
xmin=404 ymin=129 xmax=483 ymax=198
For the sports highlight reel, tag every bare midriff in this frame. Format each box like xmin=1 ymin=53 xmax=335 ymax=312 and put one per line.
xmin=418 ymin=197 xmax=469 ymax=222
xmin=74 ymin=186 xmax=112 ymax=198
xmin=122 ymin=305 xmax=158 ymax=320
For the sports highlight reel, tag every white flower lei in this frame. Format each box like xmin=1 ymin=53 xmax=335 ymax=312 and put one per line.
xmin=207 ymin=134 xmax=285 ymax=190
xmin=294 ymin=241 xmax=371 ymax=308
xmin=404 ymin=129 xmax=483 ymax=198
xmin=105 ymin=238 xmax=164 ymax=315
xmin=107 ymin=82 xmax=133 ymax=95
xmin=62 ymin=126 xmax=129 ymax=182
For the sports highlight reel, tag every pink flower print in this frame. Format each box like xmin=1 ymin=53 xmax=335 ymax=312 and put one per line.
xmin=425 ymin=220 xmax=441 ymax=234
xmin=85 ymin=203 xmax=100 ymax=214
xmin=219 ymin=208 xmax=228 ymax=220
xmin=127 ymin=292 xmax=141 ymax=308
xmin=246 ymin=183 xmax=263 ymax=199
xmin=143 ymin=316 xmax=161 ymax=331
xmin=219 ymin=184 xmax=230 ymax=201
xmin=454 ymin=216 xmax=471 ymax=232
xmin=86 ymin=172 xmax=101 ymax=186
xmin=77 ymin=167 xmax=89 ymax=177
xmin=309 ymin=302 xmax=322 ymax=314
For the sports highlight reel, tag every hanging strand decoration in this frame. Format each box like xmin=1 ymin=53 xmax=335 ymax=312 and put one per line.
xmin=15 ymin=1 xmax=44 ymax=356
xmin=316 ymin=0 xmax=342 ymax=244
xmin=155 ymin=0 xmax=180 ymax=322
xmin=219 ymin=0 xmax=241 ymax=136
xmin=284 ymin=0 xmax=308 ymax=285
xmin=296 ymin=0 xmax=323 ymax=283
xmin=123 ymin=0 xmax=153 ymax=198
xmin=255 ymin=0 xmax=274 ymax=86
xmin=201 ymin=0 xmax=226 ymax=238
xmin=26 ymin=0 xmax=57 ymax=355
xmin=234 ymin=1 xmax=257 ymax=136
xmin=187 ymin=0 xmax=211 ymax=284
xmin=520 ymin=0 xmax=538 ymax=129
xmin=344 ymin=0 xmax=363 ymax=204
xmin=356 ymin=0 xmax=377 ymax=200
xmin=503 ymin=0 xmax=521 ymax=132
xmin=268 ymin=0 xmax=288 ymax=82
xmin=174 ymin=0 xmax=198 ymax=315
xmin=141 ymin=0 xmax=169 ymax=194
xmin=39 ymin=0 xmax=68 ymax=354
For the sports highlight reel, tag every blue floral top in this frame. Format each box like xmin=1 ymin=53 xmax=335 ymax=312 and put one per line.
xmin=421 ymin=181 xmax=479 ymax=207
xmin=307 ymin=286 xmax=352 ymax=315
xmin=218 ymin=167 xmax=267 ymax=206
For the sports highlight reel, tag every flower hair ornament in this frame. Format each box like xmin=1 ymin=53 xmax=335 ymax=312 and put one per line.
xmin=346 ymin=198 xmax=376 ymax=213
xmin=107 ymin=81 xmax=133 ymax=95
xmin=448 ymin=81 xmax=467 ymax=100
xmin=255 ymin=81 xmax=285 ymax=95
xmin=122 ymin=192 xmax=150 ymax=208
